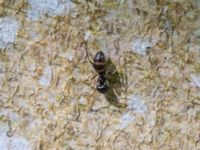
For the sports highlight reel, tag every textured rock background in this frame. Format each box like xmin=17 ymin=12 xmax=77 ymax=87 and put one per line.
xmin=0 ymin=0 xmax=200 ymax=149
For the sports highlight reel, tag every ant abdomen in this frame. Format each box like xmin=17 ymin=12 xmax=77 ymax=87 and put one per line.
xmin=96 ymin=74 xmax=108 ymax=93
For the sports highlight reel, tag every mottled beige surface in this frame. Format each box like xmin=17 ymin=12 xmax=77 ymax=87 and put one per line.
xmin=0 ymin=0 xmax=200 ymax=150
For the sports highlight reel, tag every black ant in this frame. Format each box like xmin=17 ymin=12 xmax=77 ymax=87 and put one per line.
xmin=84 ymin=44 xmax=127 ymax=108
xmin=93 ymin=51 xmax=108 ymax=93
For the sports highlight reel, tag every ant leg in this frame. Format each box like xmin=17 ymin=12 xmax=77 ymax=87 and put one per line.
xmin=76 ymin=75 xmax=98 ymax=112
xmin=84 ymin=42 xmax=94 ymax=65
xmin=91 ymin=74 xmax=98 ymax=81
xmin=87 ymin=91 xmax=96 ymax=112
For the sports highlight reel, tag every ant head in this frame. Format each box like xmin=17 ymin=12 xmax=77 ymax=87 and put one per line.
xmin=94 ymin=51 xmax=105 ymax=63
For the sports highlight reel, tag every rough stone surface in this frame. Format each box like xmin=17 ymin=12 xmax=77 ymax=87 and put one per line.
xmin=0 ymin=0 xmax=200 ymax=149
xmin=0 ymin=17 xmax=19 ymax=48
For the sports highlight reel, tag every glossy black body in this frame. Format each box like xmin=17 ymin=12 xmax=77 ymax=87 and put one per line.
xmin=93 ymin=51 xmax=108 ymax=93
xmin=96 ymin=74 xmax=108 ymax=93
xmin=93 ymin=51 xmax=106 ymax=73
xmin=94 ymin=51 xmax=105 ymax=63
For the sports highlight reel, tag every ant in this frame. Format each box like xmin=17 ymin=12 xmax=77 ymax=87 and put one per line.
xmin=84 ymin=43 xmax=127 ymax=109
xmin=92 ymin=51 xmax=108 ymax=93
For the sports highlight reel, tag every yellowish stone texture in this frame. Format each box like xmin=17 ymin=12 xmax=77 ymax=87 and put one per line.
xmin=0 ymin=0 xmax=200 ymax=149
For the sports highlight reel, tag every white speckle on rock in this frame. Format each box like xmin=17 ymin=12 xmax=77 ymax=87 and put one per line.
xmin=118 ymin=113 xmax=135 ymax=129
xmin=9 ymin=136 xmax=31 ymax=150
xmin=9 ymin=112 xmax=22 ymax=123
xmin=193 ymin=29 xmax=200 ymax=38
xmin=128 ymin=95 xmax=147 ymax=114
xmin=26 ymin=27 xmax=43 ymax=42
xmin=79 ymin=96 xmax=87 ymax=105
xmin=127 ymin=0 xmax=134 ymax=9
xmin=117 ymin=95 xmax=148 ymax=129
xmin=132 ymin=38 xmax=153 ymax=55
xmin=67 ymin=139 xmax=78 ymax=149
xmin=188 ymin=44 xmax=200 ymax=52
xmin=0 ymin=125 xmax=31 ymax=150
xmin=191 ymin=75 xmax=200 ymax=88
xmin=72 ymin=68 xmax=81 ymax=81
xmin=39 ymin=66 xmax=52 ymax=87
xmin=65 ymin=50 xmax=74 ymax=61
xmin=0 ymin=111 xmax=22 ymax=124
xmin=0 ymin=125 xmax=9 ymax=150
xmin=27 ymin=0 xmax=75 ymax=20
xmin=193 ymin=0 xmax=200 ymax=9
xmin=0 ymin=17 xmax=19 ymax=48
xmin=84 ymin=31 xmax=93 ymax=41
xmin=185 ymin=11 xmax=196 ymax=20
xmin=104 ymin=10 xmax=118 ymax=21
